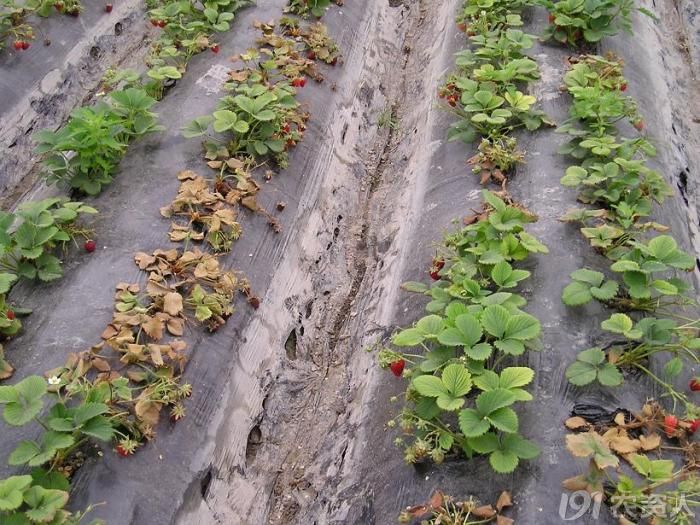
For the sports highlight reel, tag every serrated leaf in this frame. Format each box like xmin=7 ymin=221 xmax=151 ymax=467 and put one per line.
xmin=489 ymin=449 xmax=519 ymax=473
xmin=441 ymin=364 xmax=472 ymax=397
xmin=481 ymin=305 xmax=509 ymax=338
xmin=412 ymin=375 xmax=448 ymax=398
xmin=487 ymin=407 xmax=519 ymax=433
xmin=459 ymin=408 xmax=490 ymax=437
xmin=392 ymin=328 xmax=424 ymax=347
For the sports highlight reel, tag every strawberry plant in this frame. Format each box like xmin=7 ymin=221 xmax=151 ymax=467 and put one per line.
xmin=183 ymin=21 xmax=334 ymax=170
xmin=399 ymin=490 xmax=514 ymax=524
xmin=379 ymin=192 xmax=544 ymax=473
xmin=566 ymin=316 xmax=700 ymax=417
xmin=35 ymin=88 xmax=163 ymax=195
xmin=183 ymin=85 xmax=298 ymax=162
xmin=0 ymin=473 xmax=99 ymax=524
xmin=286 ymin=0 xmax=331 ymax=18
xmin=442 ymin=1 xmax=551 ymax=188
xmin=457 ymin=0 xmax=533 ymax=32
xmin=0 ymin=198 xmax=97 ymax=283
xmin=161 ymin=171 xmax=242 ymax=252
xmin=556 ymin=51 xmax=700 ymax=484
xmin=140 ymin=0 xmax=249 ymax=97
xmin=563 ymin=403 xmax=699 ymax=523
xmin=562 ymin=235 xmax=695 ymax=311
xmin=0 ymin=0 xmax=34 ymax=51
xmin=27 ymin=0 xmax=81 ymax=17
xmin=0 ymin=376 xmax=115 ymax=463
xmin=538 ymin=0 xmax=653 ymax=46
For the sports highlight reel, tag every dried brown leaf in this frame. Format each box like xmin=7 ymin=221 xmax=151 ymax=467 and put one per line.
xmin=472 ymin=505 xmax=496 ymax=519
xmin=135 ymin=398 xmax=161 ymax=427
xmin=163 ymin=292 xmax=184 ymax=316
xmin=639 ymin=433 xmax=661 ymax=451
xmin=142 ymin=316 xmax=164 ymax=341
xmin=101 ymin=324 xmax=119 ymax=340
xmin=496 ymin=491 xmax=512 ymax=511
xmin=91 ymin=357 xmax=111 ymax=372
xmin=565 ymin=416 xmax=589 ymax=431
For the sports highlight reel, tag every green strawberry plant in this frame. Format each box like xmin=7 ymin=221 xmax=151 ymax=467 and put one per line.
xmin=35 ymin=89 xmax=163 ymax=195
xmin=0 ymin=198 xmax=97 ymax=283
xmin=557 ymin=54 xmax=700 ymax=457
xmin=567 ymin=313 xmax=700 ymax=417
xmin=442 ymin=1 xmax=551 ymax=188
xmin=0 ymin=473 xmax=101 ymax=524
xmin=538 ymin=0 xmax=653 ymax=46
xmin=286 ymin=0 xmax=331 ymax=18
xmin=457 ymin=0 xmax=533 ymax=32
xmin=183 ymin=22 xmax=327 ymax=169
xmin=27 ymin=0 xmax=82 ymax=17
xmin=380 ymin=192 xmax=543 ymax=473
xmin=183 ymin=86 xmax=297 ymax=161
xmin=0 ymin=376 xmax=115 ymax=468
xmin=562 ymin=235 xmax=695 ymax=311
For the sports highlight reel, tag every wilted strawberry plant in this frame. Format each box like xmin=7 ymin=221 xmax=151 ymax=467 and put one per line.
xmin=399 ymin=490 xmax=514 ymax=524
xmin=161 ymin=170 xmax=243 ymax=252
xmin=562 ymin=403 xmax=699 ymax=523
xmin=379 ymin=192 xmax=544 ymax=473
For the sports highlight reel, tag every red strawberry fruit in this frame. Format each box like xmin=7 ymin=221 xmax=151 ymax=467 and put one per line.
xmin=157 ymin=20 xmax=166 ymax=28
xmin=690 ymin=419 xmax=700 ymax=434
xmin=13 ymin=41 xmax=23 ymax=50
xmin=211 ymin=44 xmax=220 ymax=54
xmin=150 ymin=19 xmax=158 ymax=26
xmin=548 ymin=14 xmax=555 ymax=23
xmin=21 ymin=41 xmax=30 ymax=50
xmin=105 ymin=3 xmax=112 ymax=12
xmin=84 ymin=240 xmax=96 ymax=253
xmin=6 ymin=310 xmax=15 ymax=320
xmin=633 ymin=120 xmax=644 ymax=131
xmin=664 ymin=414 xmax=678 ymax=436
xmin=389 ymin=359 xmax=405 ymax=377
xmin=115 ymin=445 xmax=131 ymax=457
xmin=620 ymin=82 xmax=627 ymax=92
xmin=307 ymin=50 xmax=316 ymax=60
xmin=447 ymin=95 xmax=457 ymax=107
xmin=457 ymin=22 xmax=467 ymax=32
xmin=690 ymin=377 xmax=700 ymax=392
